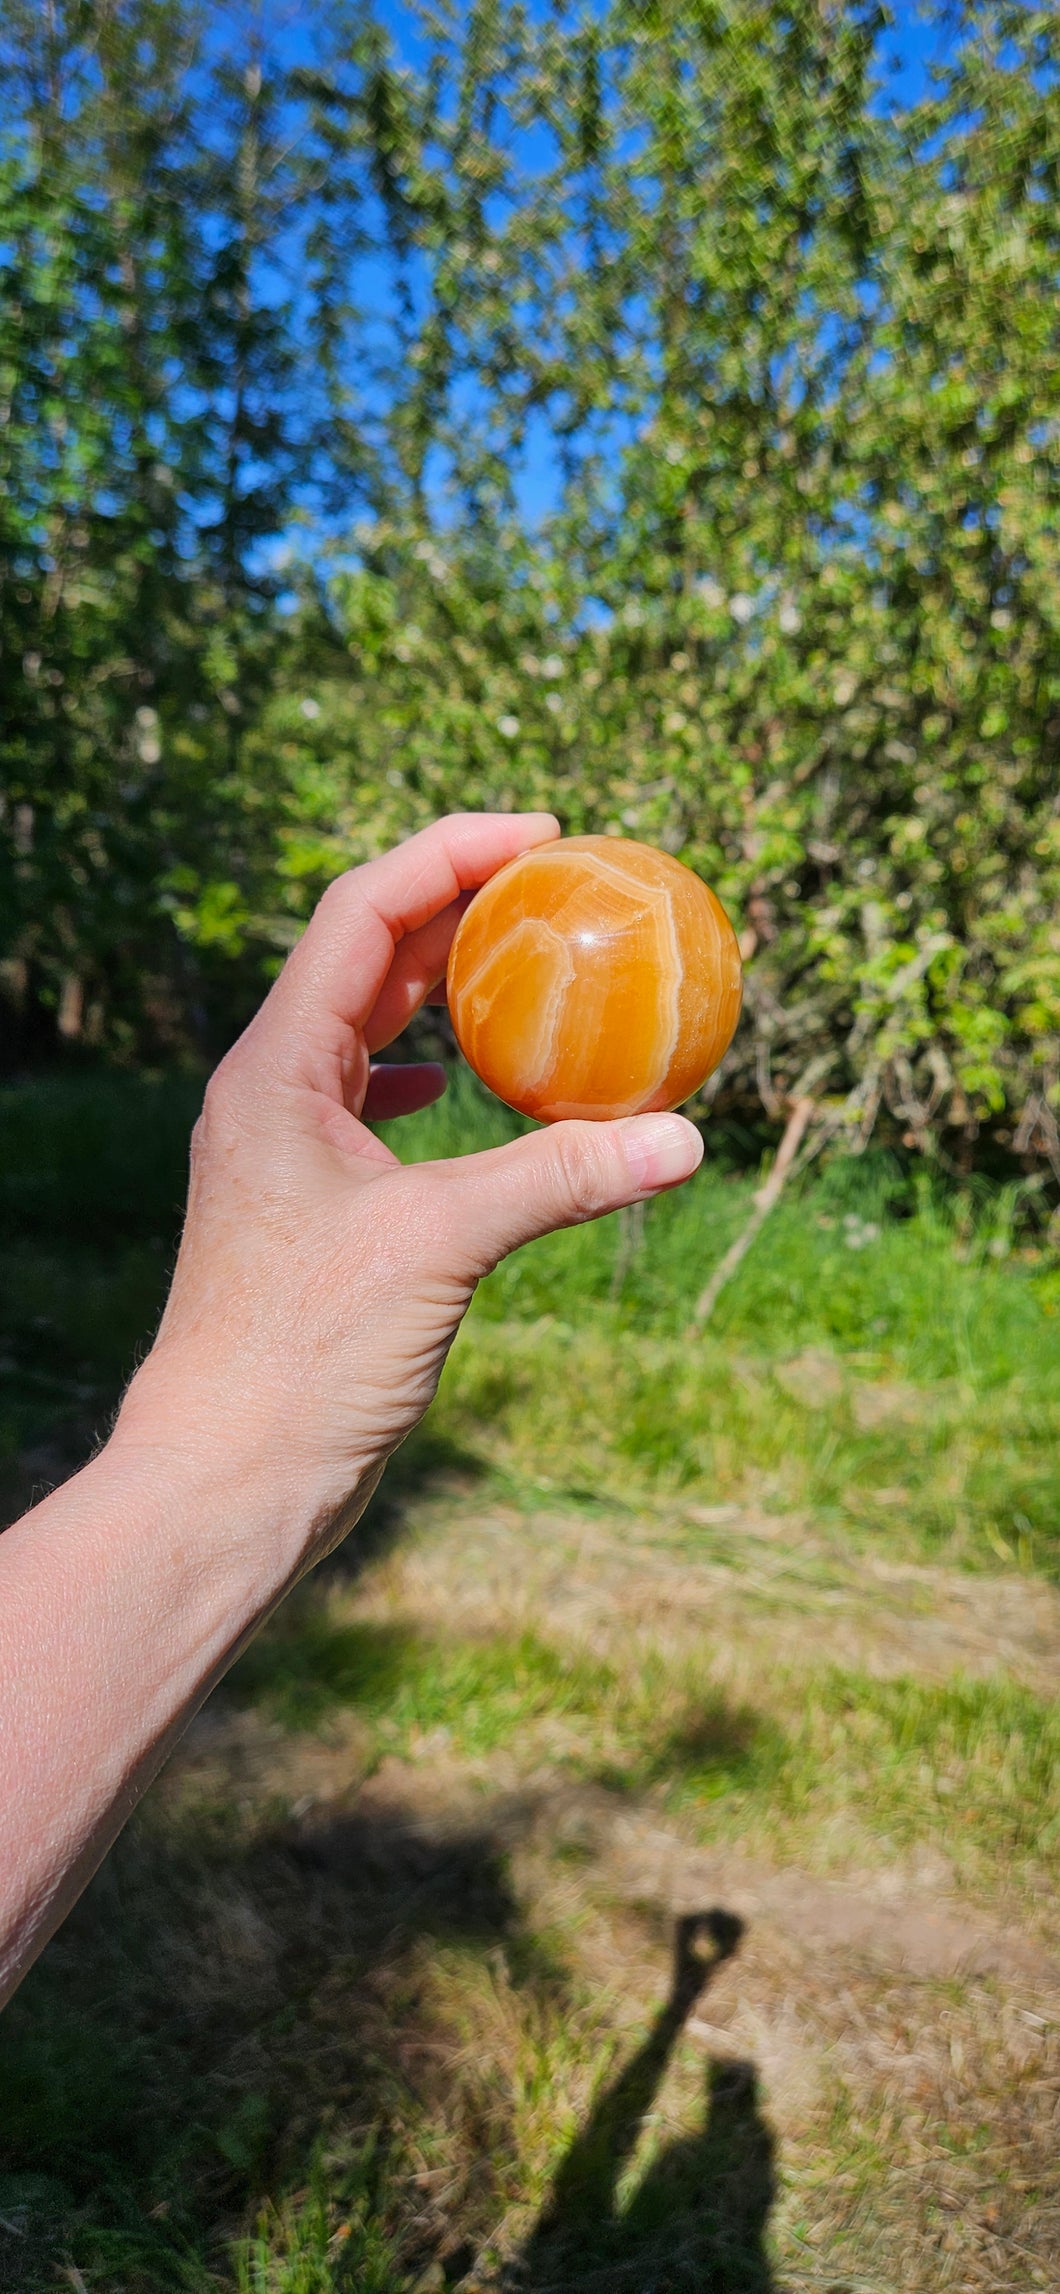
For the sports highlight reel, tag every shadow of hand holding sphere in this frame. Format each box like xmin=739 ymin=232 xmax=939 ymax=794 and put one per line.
xmin=500 ymin=1911 xmax=776 ymax=2294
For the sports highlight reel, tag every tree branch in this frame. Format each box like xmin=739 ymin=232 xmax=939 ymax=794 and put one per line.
xmin=689 ymin=1096 xmax=817 ymax=1332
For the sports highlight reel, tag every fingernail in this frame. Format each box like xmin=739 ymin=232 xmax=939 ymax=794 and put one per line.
xmin=621 ymin=1114 xmax=704 ymax=1193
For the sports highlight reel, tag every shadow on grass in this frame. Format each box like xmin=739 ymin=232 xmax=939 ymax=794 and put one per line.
xmin=1 ymin=1172 xmax=780 ymax=2291
xmin=228 ymin=1609 xmax=431 ymax=1732
xmin=593 ymin=1695 xmax=789 ymax=1813
xmin=506 ymin=1912 xmax=775 ymax=2294
xmin=0 ymin=1759 xmax=780 ymax=2294
xmin=0 ymin=1401 xmax=523 ymax=2294
xmin=0 ymin=1809 xmax=776 ymax=2294
xmin=0 ymin=1793 xmax=535 ymax=2292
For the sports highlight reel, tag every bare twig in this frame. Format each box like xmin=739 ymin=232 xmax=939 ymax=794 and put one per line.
xmin=689 ymin=1096 xmax=816 ymax=1330
xmin=1013 ymin=1092 xmax=1060 ymax=1184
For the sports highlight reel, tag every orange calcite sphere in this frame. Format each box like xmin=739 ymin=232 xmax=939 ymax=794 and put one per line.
xmin=447 ymin=835 xmax=743 ymax=1123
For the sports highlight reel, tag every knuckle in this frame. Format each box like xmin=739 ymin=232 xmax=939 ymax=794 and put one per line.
xmin=188 ymin=1109 xmax=208 ymax=1174
xmin=197 ymin=1055 xmax=244 ymax=1140
xmin=553 ymin=1124 xmax=612 ymax=1223
xmin=316 ymin=867 xmax=361 ymax=924
xmin=202 ymin=1057 xmax=236 ymax=1114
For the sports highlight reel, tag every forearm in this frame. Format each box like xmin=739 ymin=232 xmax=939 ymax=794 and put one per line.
xmin=0 ymin=1428 xmax=308 ymax=2007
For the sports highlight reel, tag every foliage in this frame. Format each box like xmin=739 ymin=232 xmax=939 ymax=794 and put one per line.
xmin=0 ymin=0 xmax=434 ymax=1053
xmin=2 ymin=1 xmax=1059 ymax=1169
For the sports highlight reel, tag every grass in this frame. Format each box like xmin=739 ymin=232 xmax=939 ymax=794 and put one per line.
xmin=1 ymin=1067 xmax=1059 ymax=2290
xmin=235 ymin=2155 xmax=402 ymax=2294
xmin=383 ymin=1078 xmax=1060 ymax=1576
xmin=225 ymin=1602 xmax=1060 ymax=1889
xmin=3 ymin=1065 xmax=1059 ymax=1565
xmin=225 ymin=1600 xmax=1060 ymax=1883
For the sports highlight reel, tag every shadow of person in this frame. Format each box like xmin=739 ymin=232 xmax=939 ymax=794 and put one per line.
xmin=505 ymin=1910 xmax=776 ymax=2293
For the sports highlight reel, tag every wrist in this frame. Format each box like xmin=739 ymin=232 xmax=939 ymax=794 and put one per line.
xmin=108 ymin=1341 xmax=378 ymax=1585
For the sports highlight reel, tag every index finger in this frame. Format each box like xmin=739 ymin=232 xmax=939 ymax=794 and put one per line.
xmin=266 ymin=812 xmax=560 ymax=1073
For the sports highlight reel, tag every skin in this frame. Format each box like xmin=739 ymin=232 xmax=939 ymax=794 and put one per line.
xmin=0 ymin=812 xmax=703 ymax=2007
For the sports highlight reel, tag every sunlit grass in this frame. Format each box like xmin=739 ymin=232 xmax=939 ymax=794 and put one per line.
xmin=6 ymin=1577 xmax=1056 ymax=2288
xmin=427 ymin=1312 xmax=1060 ymax=1571
xmin=230 ymin=1613 xmax=615 ymax=1746
xmin=9 ymin=1067 xmax=1057 ymax=1565
xmin=228 ymin=1590 xmax=1060 ymax=1888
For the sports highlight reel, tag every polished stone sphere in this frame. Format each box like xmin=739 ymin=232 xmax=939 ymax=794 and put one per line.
xmin=446 ymin=834 xmax=743 ymax=1122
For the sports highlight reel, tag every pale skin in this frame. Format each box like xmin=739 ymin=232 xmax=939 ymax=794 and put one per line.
xmin=0 ymin=812 xmax=704 ymax=2008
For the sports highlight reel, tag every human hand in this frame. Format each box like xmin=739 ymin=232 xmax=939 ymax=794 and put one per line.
xmin=1 ymin=813 xmax=709 ymax=2000
xmin=116 ymin=814 xmax=703 ymax=1574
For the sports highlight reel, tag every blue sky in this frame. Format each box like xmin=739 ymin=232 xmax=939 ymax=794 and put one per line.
xmin=878 ymin=0 xmax=957 ymax=105
xmin=221 ymin=0 xmax=963 ymax=541
xmin=255 ymin=0 xmax=956 ymax=114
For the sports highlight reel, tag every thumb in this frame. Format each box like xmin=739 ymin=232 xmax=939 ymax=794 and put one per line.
xmin=429 ymin=1113 xmax=704 ymax=1280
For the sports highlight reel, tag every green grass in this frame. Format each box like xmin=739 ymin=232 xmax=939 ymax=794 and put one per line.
xmin=2 ymin=1068 xmax=1060 ymax=2292
xmin=229 ymin=1598 xmax=1060 ymax=1886
xmin=229 ymin=1614 xmax=616 ymax=1745
xmin=5 ymin=1064 xmax=1058 ymax=1566
xmin=234 ymin=2154 xmax=401 ymax=2294
xmin=0 ymin=1070 xmax=203 ymax=1245
xmin=380 ymin=1070 xmax=1060 ymax=1370
xmin=432 ymin=1313 xmax=1060 ymax=1569
xmin=0 ymin=1073 xmax=199 ymax=1481
xmin=387 ymin=1076 xmax=1060 ymax=1572
xmin=658 ymin=1665 xmax=1060 ymax=1873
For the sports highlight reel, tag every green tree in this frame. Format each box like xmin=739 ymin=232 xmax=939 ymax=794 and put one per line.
xmin=255 ymin=0 xmax=1059 ymax=1167
xmin=3 ymin=0 xmax=1058 ymax=1178
xmin=0 ymin=0 xmax=438 ymax=1055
